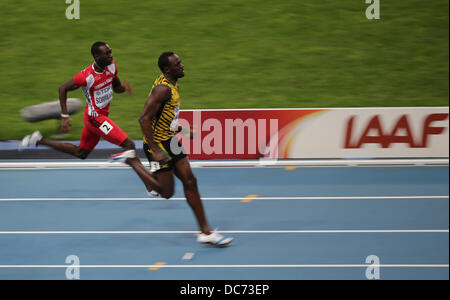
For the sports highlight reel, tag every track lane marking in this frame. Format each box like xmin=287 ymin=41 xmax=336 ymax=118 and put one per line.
xmin=0 ymin=264 xmax=448 ymax=268
xmin=0 ymin=229 xmax=447 ymax=234
xmin=0 ymin=196 xmax=447 ymax=201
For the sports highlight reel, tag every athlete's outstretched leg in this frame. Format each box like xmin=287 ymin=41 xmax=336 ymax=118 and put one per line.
xmin=38 ymin=138 xmax=91 ymax=159
xmin=20 ymin=130 xmax=91 ymax=159
xmin=174 ymin=156 xmax=233 ymax=246
xmin=117 ymin=138 xmax=170 ymax=195
xmin=174 ymin=156 xmax=211 ymax=234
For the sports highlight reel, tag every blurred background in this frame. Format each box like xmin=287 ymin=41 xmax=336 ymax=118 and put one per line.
xmin=0 ymin=0 xmax=448 ymax=141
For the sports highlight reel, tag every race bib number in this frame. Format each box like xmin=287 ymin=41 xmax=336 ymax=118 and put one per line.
xmin=170 ymin=106 xmax=180 ymax=131
xmin=94 ymin=85 xmax=113 ymax=109
xmin=100 ymin=120 xmax=114 ymax=135
xmin=149 ymin=161 xmax=161 ymax=173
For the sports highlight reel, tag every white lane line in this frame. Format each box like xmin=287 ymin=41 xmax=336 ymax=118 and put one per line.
xmin=0 ymin=196 xmax=448 ymax=201
xmin=0 ymin=158 xmax=448 ymax=169
xmin=0 ymin=264 xmax=448 ymax=268
xmin=0 ymin=230 xmax=447 ymax=235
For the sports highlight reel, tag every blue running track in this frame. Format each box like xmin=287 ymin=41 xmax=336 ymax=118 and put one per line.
xmin=0 ymin=164 xmax=448 ymax=280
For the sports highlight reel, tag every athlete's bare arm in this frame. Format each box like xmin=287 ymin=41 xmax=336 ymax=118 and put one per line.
xmin=112 ymin=77 xmax=133 ymax=95
xmin=58 ymin=78 xmax=79 ymax=132
xmin=139 ymin=85 xmax=171 ymax=164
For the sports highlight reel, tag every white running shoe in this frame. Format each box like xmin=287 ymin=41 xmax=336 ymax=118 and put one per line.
xmin=108 ymin=149 xmax=136 ymax=163
xmin=146 ymin=189 xmax=161 ymax=197
xmin=197 ymin=229 xmax=233 ymax=247
xmin=19 ymin=131 xmax=43 ymax=150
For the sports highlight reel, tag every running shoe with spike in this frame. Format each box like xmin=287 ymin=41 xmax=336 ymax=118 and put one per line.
xmin=19 ymin=131 xmax=43 ymax=151
xmin=146 ymin=189 xmax=161 ymax=197
xmin=108 ymin=149 xmax=136 ymax=163
xmin=197 ymin=229 xmax=233 ymax=247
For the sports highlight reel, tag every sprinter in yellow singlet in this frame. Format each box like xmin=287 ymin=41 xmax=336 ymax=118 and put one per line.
xmin=139 ymin=52 xmax=233 ymax=247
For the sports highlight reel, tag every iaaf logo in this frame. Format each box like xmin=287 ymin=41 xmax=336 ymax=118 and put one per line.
xmin=344 ymin=113 xmax=449 ymax=148
xmin=170 ymin=111 xmax=279 ymax=157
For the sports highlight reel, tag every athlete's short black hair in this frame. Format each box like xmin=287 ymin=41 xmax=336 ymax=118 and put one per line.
xmin=158 ymin=51 xmax=175 ymax=73
xmin=91 ymin=41 xmax=107 ymax=57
